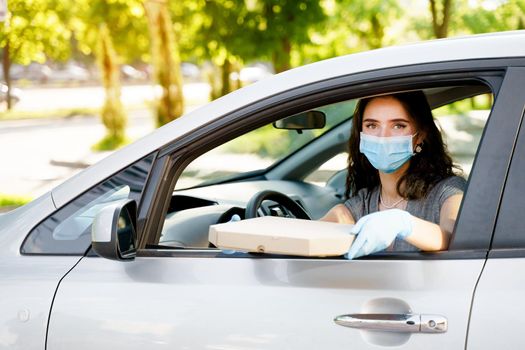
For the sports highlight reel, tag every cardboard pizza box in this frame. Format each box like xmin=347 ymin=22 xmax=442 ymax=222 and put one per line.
xmin=209 ymin=216 xmax=354 ymax=257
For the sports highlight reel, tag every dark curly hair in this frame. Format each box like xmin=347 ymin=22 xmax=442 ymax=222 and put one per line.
xmin=345 ymin=90 xmax=460 ymax=199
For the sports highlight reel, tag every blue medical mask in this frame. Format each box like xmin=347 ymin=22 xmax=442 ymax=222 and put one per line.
xmin=359 ymin=132 xmax=416 ymax=173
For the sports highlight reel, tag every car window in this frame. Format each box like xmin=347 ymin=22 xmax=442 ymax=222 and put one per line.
xmin=21 ymin=153 xmax=155 ymax=255
xmin=156 ymin=83 xmax=495 ymax=254
xmin=433 ymin=94 xmax=491 ymax=178
xmin=175 ymin=100 xmax=354 ymax=190
xmin=305 ymin=92 xmax=492 ymax=186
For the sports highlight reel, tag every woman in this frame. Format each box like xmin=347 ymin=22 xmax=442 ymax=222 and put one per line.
xmin=321 ymin=91 xmax=465 ymax=259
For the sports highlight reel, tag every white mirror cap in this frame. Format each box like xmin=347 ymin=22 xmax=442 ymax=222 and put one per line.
xmin=91 ymin=200 xmax=126 ymax=243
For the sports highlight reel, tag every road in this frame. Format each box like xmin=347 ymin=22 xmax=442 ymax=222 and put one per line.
xmin=15 ymin=83 xmax=210 ymax=111
xmin=0 ymin=83 xmax=210 ymax=199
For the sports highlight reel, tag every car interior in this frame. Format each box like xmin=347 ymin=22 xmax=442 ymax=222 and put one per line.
xmin=155 ymin=82 xmax=493 ymax=251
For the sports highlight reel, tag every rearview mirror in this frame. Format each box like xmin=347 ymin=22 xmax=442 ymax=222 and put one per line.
xmin=91 ymin=199 xmax=137 ymax=261
xmin=273 ymin=110 xmax=326 ymax=131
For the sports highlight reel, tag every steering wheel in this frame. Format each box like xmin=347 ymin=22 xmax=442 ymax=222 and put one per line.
xmin=245 ymin=190 xmax=311 ymax=220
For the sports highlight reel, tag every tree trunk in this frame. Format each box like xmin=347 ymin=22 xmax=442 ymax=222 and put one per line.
xmin=145 ymin=0 xmax=184 ymax=127
xmin=2 ymin=41 xmax=12 ymax=110
xmin=429 ymin=0 xmax=452 ymax=38
xmin=272 ymin=37 xmax=291 ymax=73
xmin=220 ymin=58 xmax=232 ymax=97
xmin=369 ymin=15 xmax=384 ymax=49
xmin=95 ymin=25 xmax=127 ymax=150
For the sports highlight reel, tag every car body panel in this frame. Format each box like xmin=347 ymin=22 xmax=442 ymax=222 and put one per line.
xmin=51 ymin=32 xmax=525 ymax=209
xmin=0 ymin=192 xmax=56 ymax=251
xmin=0 ymin=194 xmax=81 ymax=350
xmin=48 ymin=256 xmax=484 ymax=350
xmin=465 ymin=259 xmax=524 ymax=348
xmin=466 ymin=87 xmax=525 ymax=347
xmin=0 ymin=256 xmax=81 ymax=350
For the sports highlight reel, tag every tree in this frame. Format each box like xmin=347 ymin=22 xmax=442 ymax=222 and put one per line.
xmin=462 ymin=0 xmax=525 ymax=34
xmin=72 ymin=0 xmax=149 ymax=148
xmin=72 ymin=0 xmax=150 ymax=64
xmin=333 ymin=0 xmax=402 ymax=50
xmin=145 ymin=0 xmax=184 ymax=126
xmin=252 ymin=0 xmax=327 ymax=73
xmin=195 ymin=0 xmax=254 ymax=98
xmin=0 ymin=0 xmax=72 ymax=109
xmin=429 ymin=0 xmax=453 ymax=38
xmin=94 ymin=25 xmax=127 ymax=150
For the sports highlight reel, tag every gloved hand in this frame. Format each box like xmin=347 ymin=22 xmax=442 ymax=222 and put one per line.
xmin=345 ymin=209 xmax=413 ymax=259
xmin=222 ymin=214 xmax=242 ymax=255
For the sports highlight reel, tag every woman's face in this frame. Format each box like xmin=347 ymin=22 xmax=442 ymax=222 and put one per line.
xmin=361 ymin=96 xmax=417 ymax=138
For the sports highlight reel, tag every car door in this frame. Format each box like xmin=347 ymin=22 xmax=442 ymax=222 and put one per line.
xmin=465 ymin=67 xmax=525 ymax=349
xmin=46 ymin=65 xmax=523 ymax=350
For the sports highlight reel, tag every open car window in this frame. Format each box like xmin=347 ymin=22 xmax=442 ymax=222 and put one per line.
xmin=175 ymin=100 xmax=355 ymax=190
xmin=305 ymin=92 xmax=492 ymax=187
xmin=156 ymin=82 xmax=494 ymax=255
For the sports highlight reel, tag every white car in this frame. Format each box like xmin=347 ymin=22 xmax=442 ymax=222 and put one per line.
xmin=2 ymin=31 xmax=525 ymax=349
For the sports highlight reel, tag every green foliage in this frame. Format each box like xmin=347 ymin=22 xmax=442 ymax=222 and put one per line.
xmin=250 ymin=0 xmax=328 ymax=72
xmin=92 ymin=132 xmax=128 ymax=151
xmin=0 ymin=0 xmax=72 ymax=64
xmin=411 ymin=0 xmax=467 ymax=39
xmin=194 ymin=0 xmax=253 ymax=97
xmin=0 ymin=194 xmax=31 ymax=207
xmin=433 ymin=94 xmax=492 ymax=117
xmin=99 ymin=96 xmax=126 ymax=139
xmin=462 ymin=0 xmax=525 ymax=33
xmin=72 ymin=0 xmax=149 ymax=63
xmin=223 ymin=125 xmax=292 ymax=158
xmin=333 ymin=0 xmax=402 ymax=49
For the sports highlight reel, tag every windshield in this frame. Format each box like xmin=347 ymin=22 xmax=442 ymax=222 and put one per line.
xmin=175 ymin=100 xmax=355 ymax=190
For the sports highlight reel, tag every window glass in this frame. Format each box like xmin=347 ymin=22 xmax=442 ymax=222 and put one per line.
xmin=175 ymin=100 xmax=355 ymax=190
xmin=305 ymin=152 xmax=348 ymax=187
xmin=21 ymin=153 xmax=155 ymax=255
xmin=433 ymin=93 xmax=492 ymax=178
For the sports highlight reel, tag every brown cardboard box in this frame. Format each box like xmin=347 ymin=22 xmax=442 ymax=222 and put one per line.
xmin=209 ymin=216 xmax=354 ymax=257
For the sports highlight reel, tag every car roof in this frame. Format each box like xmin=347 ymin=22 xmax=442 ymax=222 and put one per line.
xmin=52 ymin=31 xmax=525 ymax=207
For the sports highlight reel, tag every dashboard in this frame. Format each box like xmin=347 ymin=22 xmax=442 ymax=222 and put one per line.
xmin=159 ymin=180 xmax=343 ymax=248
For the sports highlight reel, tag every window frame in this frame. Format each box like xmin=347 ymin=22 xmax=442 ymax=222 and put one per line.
xmin=488 ymin=67 xmax=525 ymax=257
xmin=137 ymin=59 xmax=521 ymax=260
xmin=21 ymin=152 xmax=158 ymax=256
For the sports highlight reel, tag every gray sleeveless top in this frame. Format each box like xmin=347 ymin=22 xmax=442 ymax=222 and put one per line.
xmin=343 ymin=176 xmax=467 ymax=252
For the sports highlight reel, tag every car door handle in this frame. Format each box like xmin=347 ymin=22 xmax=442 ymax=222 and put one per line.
xmin=334 ymin=313 xmax=447 ymax=333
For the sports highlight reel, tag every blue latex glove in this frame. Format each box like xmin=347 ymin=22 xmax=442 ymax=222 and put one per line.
xmin=222 ymin=214 xmax=241 ymax=255
xmin=346 ymin=209 xmax=413 ymax=260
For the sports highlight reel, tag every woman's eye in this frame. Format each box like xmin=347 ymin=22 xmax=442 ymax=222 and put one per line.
xmin=393 ymin=124 xmax=407 ymax=130
xmin=364 ymin=123 xmax=376 ymax=129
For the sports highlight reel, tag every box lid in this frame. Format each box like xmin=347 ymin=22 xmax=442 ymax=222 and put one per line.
xmin=209 ymin=216 xmax=354 ymax=257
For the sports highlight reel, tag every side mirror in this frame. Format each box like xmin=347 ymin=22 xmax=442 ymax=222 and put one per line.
xmin=273 ymin=110 xmax=326 ymax=131
xmin=91 ymin=199 xmax=137 ymax=261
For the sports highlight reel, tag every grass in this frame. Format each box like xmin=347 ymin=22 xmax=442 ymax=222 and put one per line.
xmin=0 ymin=107 xmax=100 ymax=121
xmin=92 ymin=134 xmax=130 ymax=151
xmin=0 ymin=194 xmax=32 ymax=208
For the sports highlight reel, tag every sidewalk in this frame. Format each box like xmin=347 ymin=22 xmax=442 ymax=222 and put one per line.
xmin=0 ymin=109 xmax=154 ymax=199
xmin=0 ymin=83 xmax=210 ymax=200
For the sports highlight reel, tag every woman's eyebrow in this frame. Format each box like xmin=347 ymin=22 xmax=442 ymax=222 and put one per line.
xmin=362 ymin=117 xmax=410 ymax=122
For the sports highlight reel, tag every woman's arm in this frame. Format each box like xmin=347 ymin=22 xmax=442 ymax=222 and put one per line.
xmin=319 ymin=204 xmax=356 ymax=224
xmin=405 ymin=194 xmax=463 ymax=251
